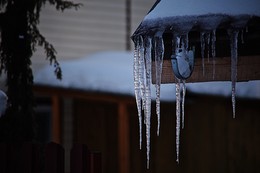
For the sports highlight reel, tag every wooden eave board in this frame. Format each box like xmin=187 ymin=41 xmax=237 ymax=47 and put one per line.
xmin=152 ymin=55 xmax=260 ymax=83
xmin=151 ymin=22 xmax=260 ymax=83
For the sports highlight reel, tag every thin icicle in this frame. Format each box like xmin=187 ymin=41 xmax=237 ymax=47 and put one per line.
xmin=139 ymin=36 xmax=146 ymax=112
xmin=228 ymin=29 xmax=239 ymax=118
xmin=180 ymin=35 xmax=188 ymax=130
xmin=154 ymin=31 xmax=164 ymax=137
xmin=144 ymin=36 xmax=152 ymax=128
xmin=133 ymin=36 xmax=143 ymax=149
xmin=175 ymin=79 xmax=181 ymax=163
xmin=205 ymin=32 xmax=211 ymax=62
xmin=182 ymin=33 xmax=189 ymax=51
xmin=145 ymin=103 xmax=151 ymax=169
xmin=181 ymin=80 xmax=186 ymax=129
xmin=200 ymin=32 xmax=205 ymax=76
xmin=211 ymin=30 xmax=216 ymax=79
xmin=176 ymin=36 xmax=181 ymax=48
xmin=144 ymin=36 xmax=152 ymax=169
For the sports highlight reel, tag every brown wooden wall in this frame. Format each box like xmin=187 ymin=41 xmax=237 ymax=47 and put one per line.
xmin=72 ymin=94 xmax=260 ymax=173
xmin=128 ymin=95 xmax=260 ymax=173
xmin=73 ymin=99 xmax=119 ymax=173
xmin=34 ymin=86 xmax=260 ymax=173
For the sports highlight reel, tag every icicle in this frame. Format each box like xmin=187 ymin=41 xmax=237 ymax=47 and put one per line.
xmin=181 ymin=80 xmax=186 ymax=129
xmin=145 ymin=103 xmax=151 ymax=169
xmin=180 ymin=34 xmax=189 ymax=129
xmin=175 ymin=79 xmax=181 ymax=163
xmin=133 ymin=36 xmax=143 ymax=149
xmin=205 ymin=32 xmax=211 ymax=62
xmin=182 ymin=33 xmax=189 ymax=51
xmin=200 ymin=32 xmax=205 ymax=76
xmin=144 ymin=36 xmax=152 ymax=169
xmin=176 ymin=36 xmax=181 ymax=48
xmin=211 ymin=30 xmax=216 ymax=79
xmin=228 ymin=29 xmax=239 ymax=118
xmin=154 ymin=31 xmax=164 ymax=137
xmin=139 ymin=36 xmax=146 ymax=112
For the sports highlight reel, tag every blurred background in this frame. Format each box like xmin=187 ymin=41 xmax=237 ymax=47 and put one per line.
xmin=1 ymin=0 xmax=260 ymax=173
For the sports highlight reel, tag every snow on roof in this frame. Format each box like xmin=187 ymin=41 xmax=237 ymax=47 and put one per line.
xmin=146 ymin=0 xmax=260 ymax=20
xmin=34 ymin=51 xmax=260 ymax=101
xmin=133 ymin=0 xmax=260 ymax=36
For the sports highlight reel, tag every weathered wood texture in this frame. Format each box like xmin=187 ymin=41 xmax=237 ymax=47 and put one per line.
xmin=153 ymin=55 xmax=260 ymax=83
xmin=34 ymin=86 xmax=260 ymax=173
xmin=129 ymin=95 xmax=260 ymax=173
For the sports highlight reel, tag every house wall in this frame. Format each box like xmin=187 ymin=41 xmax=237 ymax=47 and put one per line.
xmin=31 ymin=0 xmax=156 ymax=72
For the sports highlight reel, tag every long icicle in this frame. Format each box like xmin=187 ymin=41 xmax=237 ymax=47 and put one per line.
xmin=139 ymin=36 xmax=146 ymax=113
xmin=154 ymin=31 xmax=164 ymax=137
xmin=180 ymin=34 xmax=188 ymax=130
xmin=175 ymin=79 xmax=181 ymax=163
xmin=200 ymin=32 xmax=205 ymax=76
xmin=144 ymin=36 xmax=152 ymax=169
xmin=206 ymin=32 xmax=211 ymax=62
xmin=181 ymin=80 xmax=186 ymax=129
xmin=133 ymin=36 xmax=142 ymax=149
xmin=228 ymin=29 xmax=239 ymax=118
xmin=211 ymin=30 xmax=216 ymax=79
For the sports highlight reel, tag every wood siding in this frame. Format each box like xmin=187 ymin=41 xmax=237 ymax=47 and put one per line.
xmin=129 ymin=95 xmax=260 ymax=173
xmin=31 ymin=0 xmax=155 ymax=70
xmin=34 ymin=86 xmax=260 ymax=173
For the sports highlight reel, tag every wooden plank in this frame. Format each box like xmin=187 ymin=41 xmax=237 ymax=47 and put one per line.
xmin=70 ymin=144 xmax=88 ymax=173
xmin=52 ymin=95 xmax=61 ymax=144
xmin=45 ymin=142 xmax=65 ymax=173
xmin=33 ymin=86 xmax=135 ymax=105
xmin=89 ymin=151 xmax=102 ymax=173
xmin=20 ymin=143 xmax=40 ymax=173
xmin=152 ymin=55 xmax=260 ymax=83
xmin=118 ymin=103 xmax=130 ymax=173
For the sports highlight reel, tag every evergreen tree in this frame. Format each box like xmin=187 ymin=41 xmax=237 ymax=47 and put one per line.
xmin=0 ymin=0 xmax=81 ymax=142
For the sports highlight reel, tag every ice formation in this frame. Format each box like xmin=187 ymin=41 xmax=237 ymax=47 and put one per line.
xmin=133 ymin=32 xmax=196 ymax=166
xmin=133 ymin=35 xmax=153 ymax=168
xmin=132 ymin=0 xmax=260 ymax=166
xmin=228 ymin=29 xmax=239 ymax=118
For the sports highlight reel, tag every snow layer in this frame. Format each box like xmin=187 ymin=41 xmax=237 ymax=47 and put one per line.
xmin=34 ymin=51 xmax=260 ymax=101
xmin=146 ymin=0 xmax=260 ymax=20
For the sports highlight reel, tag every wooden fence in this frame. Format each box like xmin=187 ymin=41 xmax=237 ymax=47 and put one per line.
xmin=0 ymin=142 xmax=101 ymax=173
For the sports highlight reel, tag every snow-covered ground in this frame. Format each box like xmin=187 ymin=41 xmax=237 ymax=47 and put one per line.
xmin=34 ymin=51 xmax=260 ymax=101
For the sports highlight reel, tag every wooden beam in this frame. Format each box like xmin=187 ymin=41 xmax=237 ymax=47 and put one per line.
xmin=153 ymin=55 xmax=260 ymax=83
xmin=33 ymin=86 xmax=135 ymax=105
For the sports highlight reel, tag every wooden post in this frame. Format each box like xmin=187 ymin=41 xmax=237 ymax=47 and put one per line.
xmin=118 ymin=102 xmax=130 ymax=173
xmin=20 ymin=142 xmax=40 ymax=173
xmin=45 ymin=142 xmax=65 ymax=173
xmin=89 ymin=151 xmax=102 ymax=173
xmin=70 ymin=144 xmax=89 ymax=173
xmin=52 ymin=95 xmax=61 ymax=143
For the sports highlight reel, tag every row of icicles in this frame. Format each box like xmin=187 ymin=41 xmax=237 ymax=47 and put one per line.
xmin=133 ymin=28 xmax=242 ymax=169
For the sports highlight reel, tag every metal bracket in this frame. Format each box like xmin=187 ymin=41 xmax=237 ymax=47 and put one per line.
xmin=171 ymin=47 xmax=195 ymax=80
